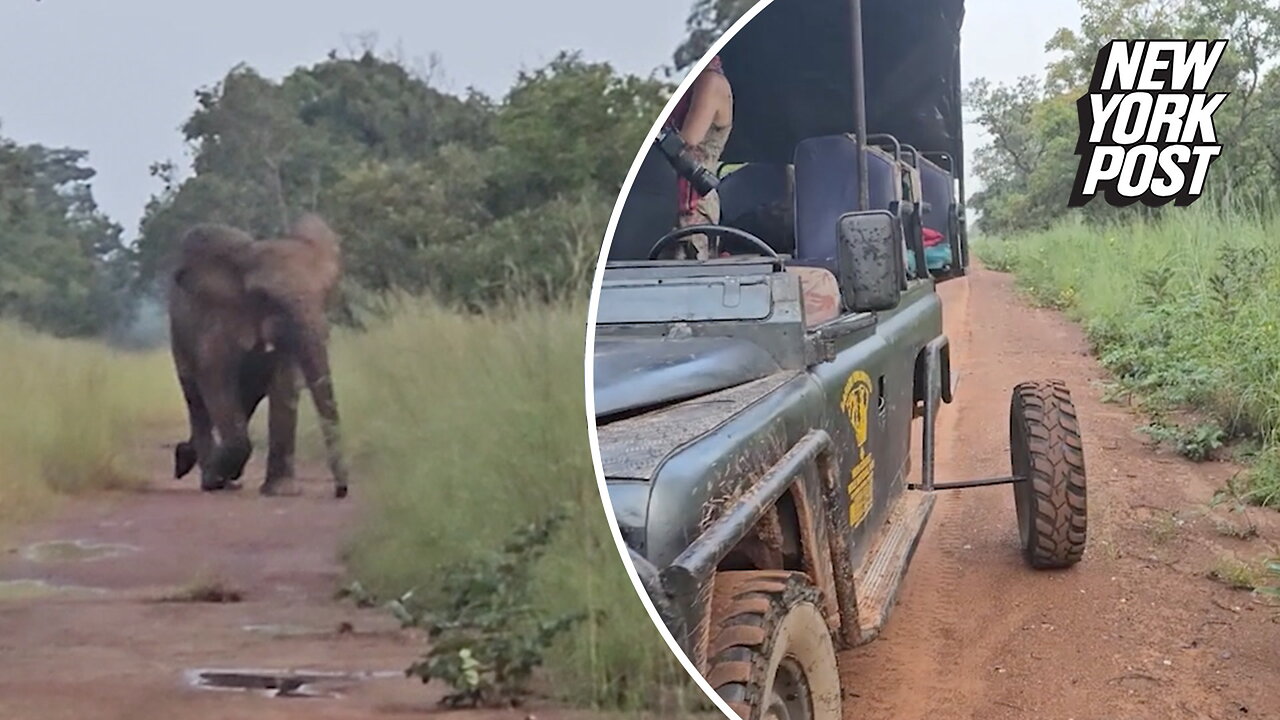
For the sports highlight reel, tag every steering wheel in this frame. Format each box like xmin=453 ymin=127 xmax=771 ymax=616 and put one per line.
xmin=647 ymin=224 xmax=779 ymax=260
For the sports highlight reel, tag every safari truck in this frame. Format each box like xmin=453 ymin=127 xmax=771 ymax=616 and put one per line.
xmin=592 ymin=1 xmax=1088 ymax=719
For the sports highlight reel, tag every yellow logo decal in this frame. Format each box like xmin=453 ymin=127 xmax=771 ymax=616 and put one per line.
xmin=848 ymin=453 xmax=874 ymax=527
xmin=840 ymin=371 xmax=873 ymax=447
xmin=841 ymin=370 xmax=875 ymax=527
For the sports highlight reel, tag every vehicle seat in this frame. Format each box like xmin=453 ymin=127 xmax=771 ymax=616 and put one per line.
xmin=793 ymin=134 xmax=862 ymax=275
xmin=865 ymin=147 xmax=899 ymax=212
xmin=866 ymin=146 xmax=928 ymax=277
xmin=786 ymin=266 xmax=840 ymax=328
xmin=919 ymin=156 xmax=954 ymax=243
xmin=608 ymin=143 xmax=678 ymax=261
xmin=718 ymin=163 xmax=795 ymax=255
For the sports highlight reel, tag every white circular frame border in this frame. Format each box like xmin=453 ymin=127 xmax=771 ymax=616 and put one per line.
xmin=583 ymin=3 xmax=777 ymax=719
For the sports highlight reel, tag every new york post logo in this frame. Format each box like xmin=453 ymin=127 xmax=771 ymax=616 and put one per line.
xmin=1069 ymin=39 xmax=1229 ymax=208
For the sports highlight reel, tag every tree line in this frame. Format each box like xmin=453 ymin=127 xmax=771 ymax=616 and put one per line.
xmin=0 ymin=131 xmax=132 ymax=336
xmin=968 ymin=0 xmax=1280 ymax=234
xmin=1 ymin=45 xmax=680 ymax=338
xmin=21 ymin=0 xmax=1261 ymax=338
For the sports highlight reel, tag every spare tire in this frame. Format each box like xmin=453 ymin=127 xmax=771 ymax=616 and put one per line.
xmin=1010 ymin=380 xmax=1088 ymax=569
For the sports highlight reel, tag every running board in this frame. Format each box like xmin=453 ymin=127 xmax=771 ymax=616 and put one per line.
xmin=853 ymin=491 xmax=936 ymax=643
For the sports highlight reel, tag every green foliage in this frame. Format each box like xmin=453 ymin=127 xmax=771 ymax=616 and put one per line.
xmin=0 ymin=127 xmax=132 ymax=336
xmin=135 ymin=48 xmax=667 ymax=313
xmin=320 ymin=150 xmax=493 ymax=296
xmin=968 ymin=0 xmax=1280 ymax=234
xmin=135 ymin=54 xmax=487 ymax=287
xmin=975 ymin=204 xmax=1280 ymax=506
xmin=1141 ymin=421 xmax=1227 ymax=462
xmin=1260 ymin=559 xmax=1280 ymax=598
xmin=1209 ymin=556 xmax=1266 ymax=590
xmin=1239 ymin=445 xmax=1280 ymax=508
xmin=674 ymin=0 xmax=757 ymax=70
xmin=326 ymin=301 xmax=700 ymax=712
xmin=966 ymin=79 xmax=1084 ymax=234
xmin=338 ymin=513 xmax=591 ymax=708
xmin=393 ymin=510 xmax=590 ymax=708
xmin=492 ymin=52 xmax=670 ymax=213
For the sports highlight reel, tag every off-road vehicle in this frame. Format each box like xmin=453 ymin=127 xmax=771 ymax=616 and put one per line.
xmin=592 ymin=1 xmax=1087 ymax=719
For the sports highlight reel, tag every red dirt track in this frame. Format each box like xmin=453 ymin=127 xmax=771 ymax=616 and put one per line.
xmin=840 ymin=267 xmax=1280 ymax=720
xmin=0 ymin=460 xmax=625 ymax=720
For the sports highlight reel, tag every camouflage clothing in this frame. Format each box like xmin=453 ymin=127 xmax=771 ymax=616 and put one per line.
xmin=663 ymin=57 xmax=733 ymax=260
xmin=676 ymin=120 xmax=732 ymax=259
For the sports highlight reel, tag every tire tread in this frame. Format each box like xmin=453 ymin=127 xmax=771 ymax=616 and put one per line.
xmin=1012 ymin=379 xmax=1087 ymax=569
xmin=705 ymin=570 xmax=819 ymax=720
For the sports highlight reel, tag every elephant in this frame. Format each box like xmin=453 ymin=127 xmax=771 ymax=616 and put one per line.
xmin=168 ymin=214 xmax=349 ymax=498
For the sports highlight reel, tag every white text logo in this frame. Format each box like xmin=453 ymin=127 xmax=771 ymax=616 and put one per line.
xmin=1069 ymin=39 xmax=1229 ymax=208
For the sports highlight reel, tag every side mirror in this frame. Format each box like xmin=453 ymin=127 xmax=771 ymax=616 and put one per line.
xmin=837 ymin=210 xmax=903 ymax=312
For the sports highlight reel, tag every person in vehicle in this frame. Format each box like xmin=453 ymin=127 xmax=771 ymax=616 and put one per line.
xmin=663 ymin=55 xmax=733 ymax=259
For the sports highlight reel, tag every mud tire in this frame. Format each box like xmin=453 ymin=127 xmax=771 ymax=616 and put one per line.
xmin=1010 ymin=380 xmax=1087 ymax=569
xmin=705 ymin=570 xmax=841 ymax=720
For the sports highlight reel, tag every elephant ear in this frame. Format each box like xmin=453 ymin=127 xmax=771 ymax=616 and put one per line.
xmin=172 ymin=224 xmax=256 ymax=307
xmin=242 ymin=215 xmax=342 ymax=326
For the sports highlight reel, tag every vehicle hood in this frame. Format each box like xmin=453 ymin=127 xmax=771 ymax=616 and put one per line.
xmin=593 ymin=336 xmax=781 ymax=419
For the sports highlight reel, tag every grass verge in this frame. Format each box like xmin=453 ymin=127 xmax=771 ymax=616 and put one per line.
xmin=0 ymin=322 xmax=180 ymax=520
xmin=975 ymin=205 xmax=1280 ymax=504
xmin=327 ymin=299 xmax=700 ymax=712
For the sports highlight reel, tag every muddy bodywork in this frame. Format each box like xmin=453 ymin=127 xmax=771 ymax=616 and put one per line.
xmin=593 ymin=0 xmax=974 ymax=675
xmin=594 ymin=255 xmax=945 ymax=660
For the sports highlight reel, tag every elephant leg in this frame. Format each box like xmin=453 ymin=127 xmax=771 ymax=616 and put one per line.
xmin=261 ymin=361 xmax=301 ymax=496
xmin=238 ymin=347 xmax=274 ymax=421
xmin=296 ymin=333 xmax=349 ymax=498
xmin=175 ymin=374 xmax=211 ymax=480
xmin=198 ymin=365 xmax=252 ymax=492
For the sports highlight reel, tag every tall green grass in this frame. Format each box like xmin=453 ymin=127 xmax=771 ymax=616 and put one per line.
xmin=0 ymin=323 xmax=181 ymax=519
xmin=327 ymin=300 xmax=698 ymax=711
xmin=976 ymin=206 xmax=1280 ymax=503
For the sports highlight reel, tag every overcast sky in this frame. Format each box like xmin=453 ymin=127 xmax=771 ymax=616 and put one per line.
xmin=1 ymin=0 xmax=1081 ymax=239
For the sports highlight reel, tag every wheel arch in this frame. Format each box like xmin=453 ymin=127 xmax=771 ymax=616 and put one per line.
xmin=713 ymin=467 xmax=844 ymax=641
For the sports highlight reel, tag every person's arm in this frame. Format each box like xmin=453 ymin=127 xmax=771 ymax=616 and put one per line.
xmin=678 ymin=73 xmax=730 ymax=149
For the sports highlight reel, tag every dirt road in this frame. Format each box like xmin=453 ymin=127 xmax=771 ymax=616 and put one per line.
xmin=841 ymin=267 xmax=1280 ymax=720
xmin=0 ymin=455 xmax=622 ymax=720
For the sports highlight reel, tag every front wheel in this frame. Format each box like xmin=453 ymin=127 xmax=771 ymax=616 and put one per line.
xmin=705 ymin=571 xmax=841 ymax=720
xmin=1010 ymin=380 xmax=1088 ymax=569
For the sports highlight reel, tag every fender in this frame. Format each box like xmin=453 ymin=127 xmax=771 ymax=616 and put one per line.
xmin=657 ymin=429 xmax=864 ymax=652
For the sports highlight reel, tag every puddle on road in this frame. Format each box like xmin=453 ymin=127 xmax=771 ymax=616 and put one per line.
xmin=241 ymin=623 xmax=321 ymax=638
xmin=21 ymin=539 xmax=138 ymax=563
xmin=186 ymin=668 xmax=400 ymax=699
xmin=0 ymin=579 xmax=104 ymax=601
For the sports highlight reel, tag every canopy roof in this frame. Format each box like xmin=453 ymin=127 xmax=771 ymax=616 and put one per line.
xmin=718 ymin=0 xmax=965 ymax=164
